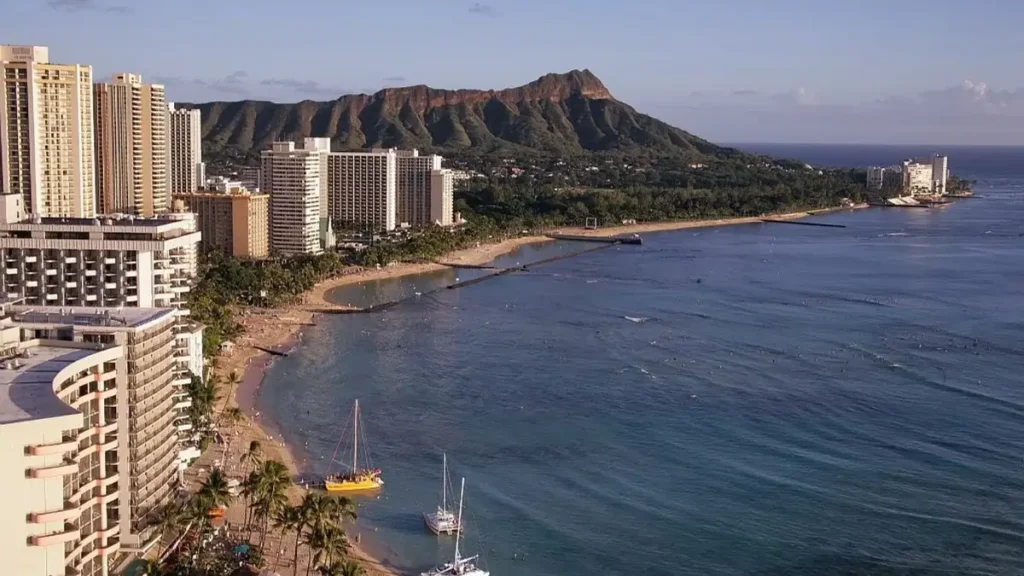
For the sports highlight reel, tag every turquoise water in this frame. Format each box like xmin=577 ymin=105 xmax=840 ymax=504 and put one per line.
xmin=261 ymin=152 xmax=1024 ymax=575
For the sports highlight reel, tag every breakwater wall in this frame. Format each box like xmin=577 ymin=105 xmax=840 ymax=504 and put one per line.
xmin=314 ymin=242 xmax=622 ymax=315
xmin=761 ymin=219 xmax=847 ymax=229
xmin=547 ymin=233 xmax=643 ymax=245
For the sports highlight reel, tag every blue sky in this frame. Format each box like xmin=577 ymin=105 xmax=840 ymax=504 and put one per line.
xmin=2 ymin=0 xmax=1023 ymax=144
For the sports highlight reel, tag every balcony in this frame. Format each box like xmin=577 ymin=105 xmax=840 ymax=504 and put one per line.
xmin=65 ymin=256 xmax=77 ymax=264
xmin=27 ymin=458 xmax=78 ymax=478
xmin=46 ymin=294 xmax=57 ymax=301
xmin=85 ymin=294 xmax=97 ymax=302
xmin=5 ymin=267 xmax=16 ymax=274
xmin=27 ymin=436 xmax=78 ymax=456
xmin=24 ymin=256 xmax=36 ymax=263
xmin=97 ymin=537 xmax=120 ymax=557
xmin=103 ymin=258 xmax=116 ymax=265
xmin=103 ymin=283 xmax=116 ymax=290
xmin=28 ymin=500 xmax=79 ymax=523
xmin=45 ymin=269 xmax=57 ymax=276
xmin=29 ymin=523 xmax=79 ymax=546
xmin=26 ymin=280 xmax=37 ymax=287
xmin=84 ymin=269 xmax=96 ymax=277
xmin=65 ymin=281 xmax=77 ymax=288
xmin=70 ymin=469 xmax=119 ymax=504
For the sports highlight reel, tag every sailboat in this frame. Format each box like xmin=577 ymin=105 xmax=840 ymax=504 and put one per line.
xmin=423 ymin=453 xmax=461 ymax=535
xmin=324 ymin=400 xmax=383 ymax=492
xmin=421 ymin=478 xmax=489 ymax=576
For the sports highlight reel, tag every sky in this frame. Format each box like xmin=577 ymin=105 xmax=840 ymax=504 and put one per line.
xmin=2 ymin=0 xmax=1024 ymax=144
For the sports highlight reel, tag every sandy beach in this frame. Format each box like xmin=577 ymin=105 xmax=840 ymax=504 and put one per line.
xmin=299 ymin=235 xmax=552 ymax=311
xmin=186 ymin=206 xmax=866 ymax=574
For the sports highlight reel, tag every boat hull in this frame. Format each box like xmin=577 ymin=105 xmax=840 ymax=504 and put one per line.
xmin=424 ymin=512 xmax=461 ymax=535
xmin=324 ymin=477 xmax=383 ymax=492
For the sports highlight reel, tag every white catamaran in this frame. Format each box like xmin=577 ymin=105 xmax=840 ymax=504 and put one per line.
xmin=421 ymin=478 xmax=489 ymax=576
xmin=424 ymin=453 xmax=461 ymax=535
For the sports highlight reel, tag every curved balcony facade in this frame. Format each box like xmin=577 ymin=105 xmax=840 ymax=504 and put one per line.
xmin=3 ymin=343 xmax=122 ymax=576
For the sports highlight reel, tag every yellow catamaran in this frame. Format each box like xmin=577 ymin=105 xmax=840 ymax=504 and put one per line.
xmin=324 ymin=399 xmax=383 ymax=492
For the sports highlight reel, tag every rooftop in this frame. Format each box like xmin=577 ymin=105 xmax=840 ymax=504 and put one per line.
xmin=0 ymin=345 xmax=96 ymax=424
xmin=35 ymin=216 xmax=178 ymax=227
xmin=9 ymin=305 xmax=176 ymax=330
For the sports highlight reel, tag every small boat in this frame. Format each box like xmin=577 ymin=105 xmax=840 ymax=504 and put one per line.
xmin=421 ymin=478 xmax=489 ymax=576
xmin=324 ymin=400 xmax=384 ymax=492
xmin=423 ymin=453 xmax=461 ymax=535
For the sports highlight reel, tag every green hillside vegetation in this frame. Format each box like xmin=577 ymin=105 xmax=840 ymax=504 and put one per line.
xmin=184 ymin=70 xmax=749 ymax=163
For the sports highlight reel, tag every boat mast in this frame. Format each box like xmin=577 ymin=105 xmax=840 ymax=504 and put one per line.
xmin=454 ymin=477 xmax=465 ymax=563
xmin=442 ymin=453 xmax=447 ymax=512
xmin=352 ymin=400 xmax=359 ymax=473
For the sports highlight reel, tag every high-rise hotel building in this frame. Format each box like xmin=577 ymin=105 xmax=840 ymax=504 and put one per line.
xmin=327 ymin=148 xmax=397 ymax=232
xmin=94 ymin=74 xmax=168 ymax=216
xmin=167 ymin=104 xmax=204 ymax=194
xmin=261 ymin=142 xmax=322 ymax=255
xmin=430 ymin=168 xmax=455 ymax=226
xmin=0 ymin=303 xmax=181 ymax=575
xmin=173 ymin=183 xmax=269 ymax=259
xmin=0 ymin=193 xmax=203 ymax=472
xmin=0 ymin=45 xmax=96 ymax=217
xmin=394 ymin=150 xmax=441 ymax=226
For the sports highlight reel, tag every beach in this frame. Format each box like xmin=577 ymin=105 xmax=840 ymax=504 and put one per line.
xmin=188 ymin=207 xmax=863 ymax=574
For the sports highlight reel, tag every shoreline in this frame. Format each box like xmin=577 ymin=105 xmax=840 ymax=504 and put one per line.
xmin=193 ymin=205 xmax=867 ymax=574
xmin=302 ymin=204 xmax=867 ymax=310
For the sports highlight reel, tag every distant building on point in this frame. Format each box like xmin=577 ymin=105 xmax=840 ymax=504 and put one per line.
xmin=866 ymin=155 xmax=948 ymax=196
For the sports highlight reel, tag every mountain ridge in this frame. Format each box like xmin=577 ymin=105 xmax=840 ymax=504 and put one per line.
xmin=184 ymin=70 xmax=737 ymax=159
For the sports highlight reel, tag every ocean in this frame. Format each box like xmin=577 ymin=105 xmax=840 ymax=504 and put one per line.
xmin=260 ymin=145 xmax=1024 ymax=575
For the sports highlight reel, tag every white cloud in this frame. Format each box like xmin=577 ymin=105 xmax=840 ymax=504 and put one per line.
xmin=642 ymin=81 xmax=1024 ymax=145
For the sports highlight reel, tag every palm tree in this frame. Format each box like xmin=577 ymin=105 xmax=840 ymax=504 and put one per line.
xmin=254 ymin=460 xmax=292 ymax=550
xmin=241 ymin=439 xmax=263 ymax=472
xmin=273 ymin=504 xmax=303 ymax=571
xmin=219 ymin=370 xmax=242 ymax=414
xmin=316 ymin=559 xmax=364 ymax=576
xmin=298 ymin=492 xmax=357 ymax=575
xmin=331 ymin=496 xmax=357 ymax=526
xmin=241 ymin=470 xmax=261 ymax=537
xmin=151 ymin=501 xmax=185 ymax=557
xmin=223 ymin=406 xmax=244 ymax=426
xmin=311 ymin=524 xmax=349 ymax=568
xmin=198 ymin=468 xmax=233 ymax=511
xmin=137 ymin=558 xmax=168 ymax=576
xmin=299 ymin=492 xmax=335 ymax=539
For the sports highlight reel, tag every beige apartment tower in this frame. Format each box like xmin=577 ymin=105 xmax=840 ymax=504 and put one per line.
xmin=430 ymin=168 xmax=455 ymax=226
xmin=94 ymin=73 xmax=168 ymax=216
xmin=167 ymin=104 xmax=204 ymax=194
xmin=0 ymin=45 xmax=96 ymax=217
xmin=174 ymin=186 xmax=269 ymax=258
xmin=395 ymin=150 xmax=442 ymax=226
xmin=261 ymin=142 xmax=322 ymax=255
